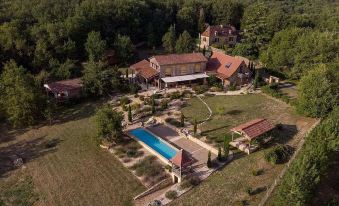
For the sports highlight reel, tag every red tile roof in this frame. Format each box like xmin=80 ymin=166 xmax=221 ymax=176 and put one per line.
xmin=45 ymin=78 xmax=82 ymax=93
xmin=152 ymin=53 xmax=207 ymax=65
xmin=231 ymin=119 xmax=275 ymax=140
xmin=130 ymin=60 xmax=159 ymax=80
xmin=171 ymin=149 xmax=193 ymax=168
xmin=130 ymin=59 xmax=150 ymax=71
xmin=207 ymin=52 xmax=244 ymax=79
xmin=201 ymin=25 xmax=237 ymax=37
xmin=138 ymin=67 xmax=159 ymax=79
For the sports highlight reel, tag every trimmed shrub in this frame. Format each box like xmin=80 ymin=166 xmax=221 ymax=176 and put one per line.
xmin=165 ymin=190 xmax=177 ymax=200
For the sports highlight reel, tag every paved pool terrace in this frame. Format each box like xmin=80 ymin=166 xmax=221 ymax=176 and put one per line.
xmin=145 ymin=124 xmax=216 ymax=167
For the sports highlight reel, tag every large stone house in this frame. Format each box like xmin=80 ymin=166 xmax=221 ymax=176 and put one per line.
xmin=130 ymin=53 xmax=208 ymax=89
xmin=206 ymin=51 xmax=251 ymax=88
xmin=200 ymin=25 xmax=238 ymax=48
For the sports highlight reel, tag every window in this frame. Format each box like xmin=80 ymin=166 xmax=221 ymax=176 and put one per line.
xmin=214 ymin=38 xmax=219 ymax=42
xmin=165 ymin=67 xmax=172 ymax=76
xmin=229 ymin=37 xmax=234 ymax=42
xmin=180 ymin=66 xmax=189 ymax=75
xmin=194 ymin=64 xmax=201 ymax=73
xmin=203 ymin=37 xmax=206 ymax=42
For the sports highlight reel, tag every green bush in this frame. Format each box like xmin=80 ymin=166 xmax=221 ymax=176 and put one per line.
xmin=129 ymin=83 xmax=141 ymax=94
xmin=165 ymin=190 xmax=177 ymax=200
xmin=264 ymin=144 xmax=293 ymax=164
xmin=120 ymin=97 xmax=130 ymax=106
xmin=165 ymin=117 xmax=182 ymax=128
xmin=193 ymin=85 xmax=209 ymax=94
xmin=228 ymin=84 xmax=237 ymax=91
xmin=246 ymin=187 xmax=252 ymax=195
xmin=170 ymin=91 xmax=182 ymax=100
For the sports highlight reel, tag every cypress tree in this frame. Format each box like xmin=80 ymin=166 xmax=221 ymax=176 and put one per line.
xmin=193 ymin=119 xmax=197 ymax=135
xmin=151 ymin=96 xmax=156 ymax=114
xmin=218 ymin=147 xmax=222 ymax=161
xmin=128 ymin=105 xmax=132 ymax=122
xmin=180 ymin=113 xmax=185 ymax=127
xmin=207 ymin=151 xmax=212 ymax=168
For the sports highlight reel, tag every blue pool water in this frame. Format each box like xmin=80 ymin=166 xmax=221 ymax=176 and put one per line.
xmin=130 ymin=128 xmax=177 ymax=160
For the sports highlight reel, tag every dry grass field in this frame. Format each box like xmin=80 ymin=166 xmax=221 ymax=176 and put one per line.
xmin=0 ymin=102 xmax=145 ymax=206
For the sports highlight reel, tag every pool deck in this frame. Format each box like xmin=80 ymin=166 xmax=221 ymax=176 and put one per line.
xmin=146 ymin=124 xmax=216 ymax=166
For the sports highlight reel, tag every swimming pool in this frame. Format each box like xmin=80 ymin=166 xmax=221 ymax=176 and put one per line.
xmin=129 ymin=128 xmax=177 ymax=160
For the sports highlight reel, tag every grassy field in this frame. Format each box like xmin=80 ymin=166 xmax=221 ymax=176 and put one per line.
xmin=173 ymin=94 xmax=317 ymax=205
xmin=0 ymin=102 xmax=145 ymax=206
xmin=181 ymin=94 xmax=312 ymax=145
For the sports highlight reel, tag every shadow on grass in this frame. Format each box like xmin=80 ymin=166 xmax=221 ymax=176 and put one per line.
xmin=53 ymin=101 xmax=98 ymax=125
xmin=226 ymin=109 xmax=243 ymax=115
xmin=0 ymin=137 xmax=62 ymax=177
xmin=271 ymin=124 xmax=298 ymax=145
xmin=201 ymin=125 xmax=229 ymax=136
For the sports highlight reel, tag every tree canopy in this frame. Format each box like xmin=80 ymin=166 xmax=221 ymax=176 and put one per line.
xmin=296 ymin=64 xmax=338 ymax=118
xmin=95 ymin=104 xmax=124 ymax=142
xmin=0 ymin=60 xmax=44 ymax=127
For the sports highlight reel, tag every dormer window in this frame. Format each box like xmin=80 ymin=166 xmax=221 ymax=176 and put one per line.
xmin=225 ymin=62 xmax=232 ymax=68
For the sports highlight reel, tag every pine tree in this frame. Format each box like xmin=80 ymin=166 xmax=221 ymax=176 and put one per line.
xmin=162 ymin=25 xmax=176 ymax=53
xmin=128 ymin=105 xmax=132 ymax=122
xmin=175 ymin=31 xmax=195 ymax=53
xmin=85 ymin=31 xmax=106 ymax=61
xmin=198 ymin=8 xmax=206 ymax=33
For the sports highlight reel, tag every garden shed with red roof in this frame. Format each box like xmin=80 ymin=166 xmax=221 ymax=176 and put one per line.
xmin=229 ymin=119 xmax=275 ymax=154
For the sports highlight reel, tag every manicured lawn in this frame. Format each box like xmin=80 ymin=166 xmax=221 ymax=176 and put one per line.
xmin=173 ymin=94 xmax=317 ymax=205
xmin=182 ymin=94 xmax=311 ymax=146
xmin=0 ymin=102 xmax=145 ymax=206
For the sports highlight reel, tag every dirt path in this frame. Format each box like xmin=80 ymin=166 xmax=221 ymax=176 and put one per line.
xmin=196 ymin=95 xmax=212 ymax=126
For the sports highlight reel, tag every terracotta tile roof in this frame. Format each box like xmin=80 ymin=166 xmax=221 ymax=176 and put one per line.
xmin=171 ymin=149 xmax=193 ymax=168
xmin=130 ymin=59 xmax=150 ymax=71
xmin=201 ymin=25 xmax=237 ymax=37
xmin=231 ymin=119 xmax=275 ymax=140
xmin=152 ymin=53 xmax=207 ymax=65
xmin=44 ymin=78 xmax=82 ymax=93
xmin=130 ymin=60 xmax=159 ymax=80
xmin=207 ymin=51 xmax=244 ymax=78
xmin=138 ymin=67 xmax=159 ymax=80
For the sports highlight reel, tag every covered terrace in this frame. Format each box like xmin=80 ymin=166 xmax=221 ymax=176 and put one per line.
xmin=229 ymin=118 xmax=275 ymax=155
xmin=161 ymin=73 xmax=209 ymax=88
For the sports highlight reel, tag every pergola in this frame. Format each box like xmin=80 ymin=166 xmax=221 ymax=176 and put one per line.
xmin=170 ymin=149 xmax=193 ymax=183
xmin=230 ymin=118 xmax=275 ymax=154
